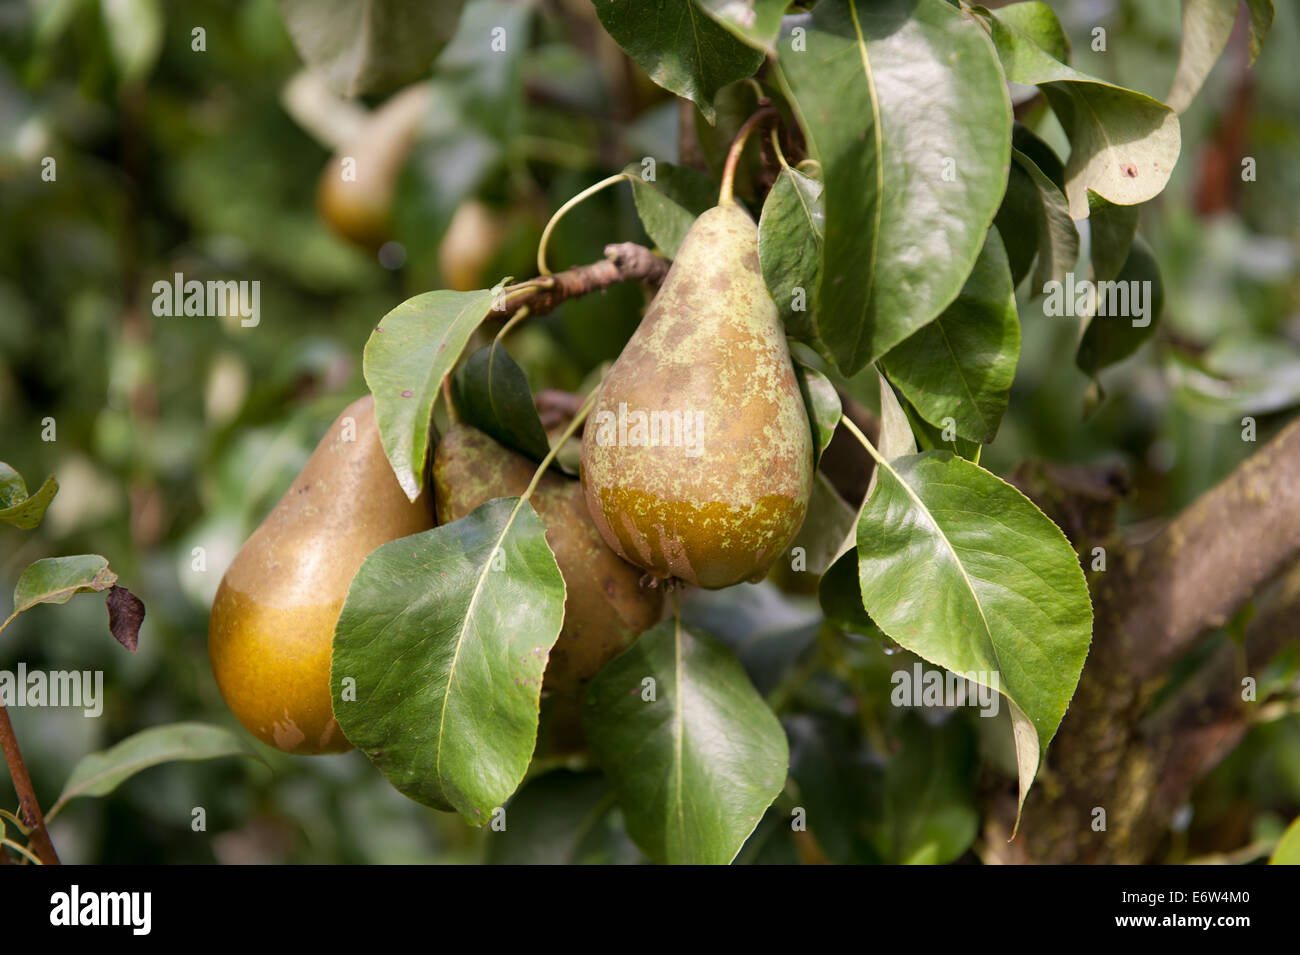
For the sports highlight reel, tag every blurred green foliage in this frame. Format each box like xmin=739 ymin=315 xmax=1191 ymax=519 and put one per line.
xmin=0 ymin=0 xmax=1297 ymax=863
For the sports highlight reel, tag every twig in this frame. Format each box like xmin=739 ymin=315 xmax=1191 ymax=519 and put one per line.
xmin=505 ymin=242 xmax=669 ymax=320
xmin=0 ymin=706 xmax=59 ymax=864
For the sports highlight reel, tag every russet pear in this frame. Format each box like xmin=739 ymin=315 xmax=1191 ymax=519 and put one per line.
xmin=208 ymin=395 xmax=433 ymax=754
xmin=581 ymin=202 xmax=813 ymax=589
xmin=433 ymin=424 xmax=663 ymax=693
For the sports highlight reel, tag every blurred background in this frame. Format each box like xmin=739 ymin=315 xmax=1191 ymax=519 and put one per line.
xmin=0 ymin=0 xmax=1297 ymax=863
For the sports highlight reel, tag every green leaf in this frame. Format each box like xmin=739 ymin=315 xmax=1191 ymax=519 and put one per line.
xmin=819 ymin=371 xmax=914 ymax=633
xmin=996 ymin=149 xmax=1079 ymax=293
xmin=363 ymin=289 xmax=495 ymax=500
xmin=790 ymin=345 xmax=841 ymax=467
xmin=0 ymin=463 xmax=58 ymax=530
xmin=788 ymin=475 xmax=857 ymax=582
xmin=332 ymin=498 xmax=565 ymax=821
xmin=623 ymin=160 xmax=718 ymax=257
xmin=584 ymin=617 xmax=789 ymax=864
xmin=277 ymin=0 xmax=468 ymax=96
xmin=883 ymin=712 xmax=978 ymax=864
xmin=452 ymin=343 xmax=552 ymax=464
xmin=775 ymin=0 xmax=1012 ymax=375
xmin=1271 ymin=813 xmax=1300 ymax=865
xmin=902 ymin=400 xmax=981 ymax=462
xmin=1088 ymin=192 xmax=1140 ymax=284
xmin=856 ymin=451 xmax=1093 ymax=819
xmin=881 ymin=228 xmax=1020 ymax=445
xmin=593 ymin=0 xmax=765 ymax=124
xmin=1167 ymin=0 xmax=1274 ymax=113
xmin=486 ymin=771 xmax=643 ymax=864
xmin=758 ymin=163 xmax=825 ymax=345
xmin=51 ymin=723 xmax=263 ymax=816
xmin=991 ymin=0 xmax=1070 ymax=63
xmin=12 ymin=556 xmax=117 ymax=615
xmin=691 ymin=0 xmax=788 ymax=53
xmin=981 ymin=5 xmax=1181 ymax=219
xmin=1075 ymin=235 xmax=1164 ymax=377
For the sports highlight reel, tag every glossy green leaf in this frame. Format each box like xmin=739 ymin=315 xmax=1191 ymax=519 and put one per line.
xmin=902 ymin=400 xmax=981 ymax=462
xmin=453 ymin=343 xmax=552 ymax=463
xmin=12 ymin=556 xmax=117 ymax=615
xmin=593 ymin=0 xmax=765 ymax=124
xmin=277 ymin=0 xmax=468 ymax=96
xmin=691 ymin=0 xmax=788 ymax=53
xmin=1088 ymin=192 xmax=1140 ymax=284
xmin=788 ymin=474 xmax=857 ymax=582
xmin=363 ymin=289 xmax=495 ymax=500
xmin=998 ymin=150 xmax=1079 ymax=293
xmin=0 ymin=463 xmax=58 ymax=530
xmin=991 ymin=0 xmax=1070 ymax=62
xmin=1076 ymin=235 xmax=1164 ymax=376
xmin=332 ymin=498 xmax=565 ymax=821
xmin=1167 ymin=0 xmax=1273 ymax=113
xmin=981 ymin=5 xmax=1181 ymax=219
xmin=51 ymin=723 xmax=263 ymax=817
xmin=623 ymin=160 xmax=717 ymax=257
xmin=820 ymin=371 xmax=915 ymax=633
xmin=790 ymin=346 xmax=840 ymax=467
xmin=856 ymin=451 xmax=1093 ymax=819
xmin=775 ymin=0 xmax=1011 ymax=374
xmin=882 ymin=228 xmax=1020 ymax=444
xmin=583 ymin=617 xmax=789 ymax=864
xmin=759 ymin=162 xmax=824 ymax=345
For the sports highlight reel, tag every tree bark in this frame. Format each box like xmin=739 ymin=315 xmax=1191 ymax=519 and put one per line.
xmin=985 ymin=417 xmax=1300 ymax=863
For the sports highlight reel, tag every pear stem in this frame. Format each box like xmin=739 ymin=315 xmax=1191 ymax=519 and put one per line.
xmin=537 ymin=173 xmax=632 ymax=276
xmin=718 ymin=106 xmax=780 ymax=206
xmin=494 ymin=305 xmax=530 ymax=344
xmin=516 ymin=385 xmax=600 ymax=507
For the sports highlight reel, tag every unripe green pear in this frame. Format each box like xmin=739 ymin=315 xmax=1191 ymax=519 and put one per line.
xmin=208 ymin=395 xmax=433 ymax=754
xmin=580 ymin=202 xmax=814 ymax=589
xmin=433 ymin=424 xmax=663 ymax=693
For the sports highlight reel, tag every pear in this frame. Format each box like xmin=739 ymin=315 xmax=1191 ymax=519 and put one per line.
xmin=316 ymin=83 xmax=433 ymax=249
xmin=580 ymin=202 xmax=814 ymax=589
xmin=432 ymin=424 xmax=663 ymax=693
xmin=208 ymin=395 xmax=433 ymax=754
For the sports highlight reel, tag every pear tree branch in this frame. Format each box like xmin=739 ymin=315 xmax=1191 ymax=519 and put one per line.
xmin=502 ymin=242 xmax=668 ymax=321
xmin=986 ymin=416 xmax=1300 ymax=863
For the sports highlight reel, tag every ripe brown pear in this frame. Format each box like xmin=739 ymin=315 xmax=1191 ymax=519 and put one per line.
xmin=316 ymin=83 xmax=433 ymax=249
xmin=580 ymin=202 xmax=814 ymax=589
xmin=432 ymin=424 xmax=663 ymax=693
xmin=208 ymin=395 xmax=433 ymax=754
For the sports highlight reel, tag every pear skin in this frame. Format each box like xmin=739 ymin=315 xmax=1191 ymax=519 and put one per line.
xmin=580 ymin=203 xmax=814 ymax=589
xmin=433 ymin=424 xmax=663 ymax=693
xmin=208 ymin=395 xmax=433 ymax=754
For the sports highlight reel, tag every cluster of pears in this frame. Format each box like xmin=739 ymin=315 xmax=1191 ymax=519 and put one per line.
xmin=581 ymin=199 xmax=814 ymax=589
xmin=210 ymin=184 xmax=814 ymax=757
xmin=208 ymin=402 xmax=666 ymax=754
